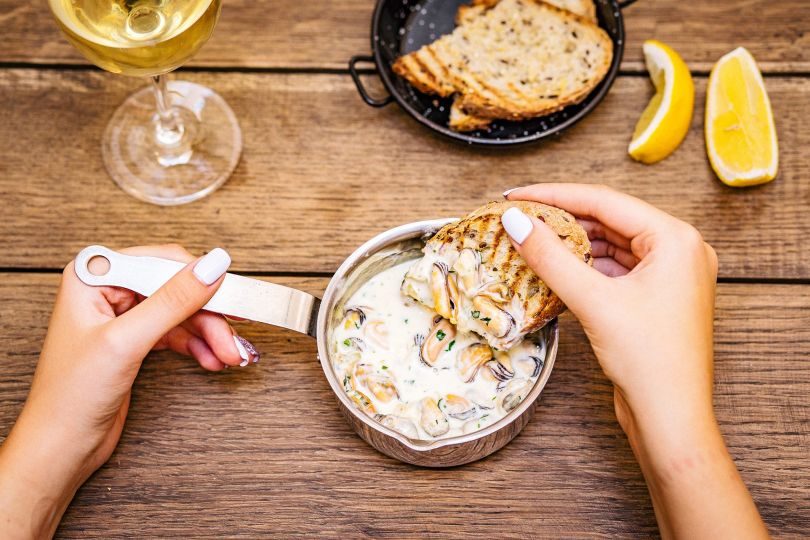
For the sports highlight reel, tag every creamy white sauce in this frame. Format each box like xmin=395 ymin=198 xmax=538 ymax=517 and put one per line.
xmin=331 ymin=260 xmax=545 ymax=441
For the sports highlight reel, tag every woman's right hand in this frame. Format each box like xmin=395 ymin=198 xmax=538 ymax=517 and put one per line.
xmin=502 ymin=183 xmax=767 ymax=539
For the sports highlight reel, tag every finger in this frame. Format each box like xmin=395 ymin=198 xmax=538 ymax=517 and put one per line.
xmin=183 ymin=311 xmax=245 ymax=367
xmin=593 ymin=257 xmax=631 ymax=277
xmin=589 ymin=240 xmax=640 ymax=270
xmin=501 ymin=207 xmax=605 ymax=314
xmin=505 ymin=183 xmax=676 ymax=240
xmin=576 ymin=219 xmax=633 ymax=251
xmin=119 ymin=244 xmax=196 ymax=262
xmin=107 ymin=248 xmax=232 ymax=358
xmin=156 ymin=326 xmax=227 ymax=371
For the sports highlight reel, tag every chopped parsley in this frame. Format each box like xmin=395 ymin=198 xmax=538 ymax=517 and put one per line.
xmin=354 ymin=322 xmax=361 ymax=330
xmin=445 ymin=340 xmax=456 ymax=352
xmin=436 ymin=329 xmax=446 ymax=341
xmin=343 ymin=338 xmax=351 ymax=347
xmin=481 ymin=317 xmax=492 ymax=323
xmin=404 ymin=318 xmax=409 ymax=324
xmin=471 ymin=310 xmax=481 ymax=319
xmin=381 ymin=365 xmax=388 ymax=370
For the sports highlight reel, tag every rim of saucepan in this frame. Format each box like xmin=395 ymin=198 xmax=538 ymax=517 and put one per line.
xmin=316 ymin=218 xmax=560 ymax=452
xmin=369 ymin=0 xmax=626 ymax=147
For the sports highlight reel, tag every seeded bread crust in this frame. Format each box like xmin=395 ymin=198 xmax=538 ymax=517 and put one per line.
xmin=426 ymin=200 xmax=592 ymax=345
xmin=392 ymin=0 xmax=613 ymax=131
xmin=456 ymin=0 xmax=597 ymax=25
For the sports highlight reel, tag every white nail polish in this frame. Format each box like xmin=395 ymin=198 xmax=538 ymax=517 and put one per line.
xmin=233 ymin=335 xmax=249 ymax=364
xmin=502 ymin=188 xmax=518 ymax=198
xmin=501 ymin=207 xmax=533 ymax=245
xmin=193 ymin=248 xmax=231 ymax=285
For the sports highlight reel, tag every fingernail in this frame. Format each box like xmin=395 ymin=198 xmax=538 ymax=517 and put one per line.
xmin=502 ymin=188 xmax=519 ymax=198
xmin=233 ymin=335 xmax=260 ymax=367
xmin=193 ymin=248 xmax=231 ymax=285
xmin=502 ymin=207 xmax=533 ymax=245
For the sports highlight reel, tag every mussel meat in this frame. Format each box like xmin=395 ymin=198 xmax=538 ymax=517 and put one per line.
xmin=442 ymin=394 xmax=478 ymax=421
xmin=375 ymin=414 xmax=419 ymax=439
xmin=515 ymin=355 xmax=544 ymax=378
xmin=430 ymin=262 xmax=459 ymax=322
xmin=364 ymin=320 xmax=390 ymax=349
xmin=342 ymin=307 xmax=366 ymax=330
xmin=498 ymin=378 xmax=534 ymax=413
xmin=417 ymin=316 xmax=456 ymax=367
xmin=453 ymin=248 xmax=481 ymax=292
xmin=419 ymin=397 xmax=450 ymax=437
xmin=471 ymin=295 xmax=515 ymax=339
xmin=456 ymin=342 xmax=494 ymax=383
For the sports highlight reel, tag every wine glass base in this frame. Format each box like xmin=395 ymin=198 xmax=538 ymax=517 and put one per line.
xmin=102 ymin=81 xmax=242 ymax=206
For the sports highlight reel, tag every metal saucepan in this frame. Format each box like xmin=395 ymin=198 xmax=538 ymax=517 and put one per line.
xmin=349 ymin=0 xmax=637 ymax=146
xmin=73 ymin=219 xmax=559 ymax=467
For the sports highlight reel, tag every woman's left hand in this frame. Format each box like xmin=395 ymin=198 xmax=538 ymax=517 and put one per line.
xmin=0 ymin=244 xmax=259 ymax=539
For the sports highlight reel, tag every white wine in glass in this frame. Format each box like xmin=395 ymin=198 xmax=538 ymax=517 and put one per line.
xmin=49 ymin=0 xmax=242 ymax=205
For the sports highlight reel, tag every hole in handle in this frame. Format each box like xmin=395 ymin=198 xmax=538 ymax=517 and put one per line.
xmin=87 ymin=255 xmax=111 ymax=276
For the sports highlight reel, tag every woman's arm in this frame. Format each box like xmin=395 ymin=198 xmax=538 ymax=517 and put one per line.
xmin=502 ymin=183 xmax=769 ymax=539
xmin=0 ymin=245 xmax=259 ymax=538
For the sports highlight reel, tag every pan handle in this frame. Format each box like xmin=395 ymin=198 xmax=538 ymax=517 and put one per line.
xmin=349 ymin=55 xmax=394 ymax=108
xmin=617 ymin=0 xmax=638 ymax=7
xmin=73 ymin=246 xmax=321 ymax=338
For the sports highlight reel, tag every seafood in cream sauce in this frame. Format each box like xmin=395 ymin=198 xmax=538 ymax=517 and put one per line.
xmin=331 ymin=260 xmax=545 ymax=441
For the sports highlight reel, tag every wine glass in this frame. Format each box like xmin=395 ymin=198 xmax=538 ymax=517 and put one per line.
xmin=48 ymin=0 xmax=242 ymax=206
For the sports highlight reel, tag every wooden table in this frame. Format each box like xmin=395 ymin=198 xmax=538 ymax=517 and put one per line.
xmin=1 ymin=1 xmax=808 ymax=537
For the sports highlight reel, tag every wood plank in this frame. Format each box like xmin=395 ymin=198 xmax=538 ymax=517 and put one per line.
xmin=1 ymin=70 xmax=809 ymax=278
xmin=0 ymin=274 xmax=806 ymax=537
xmin=2 ymin=0 xmax=808 ymax=72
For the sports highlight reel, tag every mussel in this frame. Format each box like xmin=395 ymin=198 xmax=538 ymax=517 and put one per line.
xmin=375 ymin=414 xmax=419 ymax=439
xmin=484 ymin=352 xmax=515 ymax=383
xmin=430 ymin=262 xmax=459 ymax=322
xmin=342 ymin=307 xmax=366 ymax=330
xmin=419 ymin=397 xmax=450 ymax=437
xmin=515 ymin=355 xmax=544 ymax=378
xmin=456 ymin=342 xmax=494 ymax=383
xmin=471 ymin=295 xmax=515 ymax=339
xmin=465 ymin=388 xmax=495 ymax=410
xmin=353 ymin=362 xmax=399 ymax=403
xmin=498 ymin=378 xmax=534 ymax=413
xmin=453 ymin=248 xmax=481 ymax=292
xmin=416 ymin=316 xmax=456 ymax=367
xmin=442 ymin=394 xmax=478 ymax=421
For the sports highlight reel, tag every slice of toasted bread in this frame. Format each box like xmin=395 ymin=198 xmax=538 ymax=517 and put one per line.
xmin=402 ymin=201 xmax=591 ymax=350
xmin=449 ymin=97 xmax=493 ymax=131
xmin=393 ymin=0 xmax=613 ymax=131
xmin=456 ymin=0 xmax=596 ymax=25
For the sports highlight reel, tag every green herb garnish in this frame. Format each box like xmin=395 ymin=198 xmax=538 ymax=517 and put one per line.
xmin=471 ymin=310 xmax=481 ymax=319
xmin=445 ymin=340 xmax=456 ymax=352
xmin=436 ymin=329 xmax=446 ymax=340
xmin=481 ymin=317 xmax=492 ymax=323
xmin=381 ymin=365 xmax=388 ymax=370
xmin=343 ymin=338 xmax=351 ymax=347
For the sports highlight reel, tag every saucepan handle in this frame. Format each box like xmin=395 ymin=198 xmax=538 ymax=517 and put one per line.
xmin=349 ymin=55 xmax=394 ymax=108
xmin=73 ymin=246 xmax=321 ymax=338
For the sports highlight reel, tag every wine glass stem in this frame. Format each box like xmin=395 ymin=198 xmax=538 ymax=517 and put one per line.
xmin=151 ymin=74 xmax=185 ymax=147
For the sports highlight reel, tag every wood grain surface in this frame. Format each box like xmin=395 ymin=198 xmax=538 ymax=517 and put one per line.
xmin=1 ymin=70 xmax=809 ymax=278
xmin=3 ymin=0 xmax=809 ymax=72
xmin=0 ymin=274 xmax=807 ymax=538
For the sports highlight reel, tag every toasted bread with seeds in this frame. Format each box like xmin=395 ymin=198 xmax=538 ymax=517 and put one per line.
xmin=401 ymin=201 xmax=591 ymax=350
xmin=392 ymin=0 xmax=612 ymax=131
xmin=456 ymin=0 xmax=596 ymax=25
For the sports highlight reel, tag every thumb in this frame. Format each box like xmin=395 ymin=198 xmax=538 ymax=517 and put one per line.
xmin=108 ymin=248 xmax=232 ymax=356
xmin=501 ymin=207 xmax=603 ymax=315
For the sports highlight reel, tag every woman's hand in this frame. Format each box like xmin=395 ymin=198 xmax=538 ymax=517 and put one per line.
xmin=502 ymin=184 xmax=767 ymax=539
xmin=0 ymin=245 xmax=259 ymax=539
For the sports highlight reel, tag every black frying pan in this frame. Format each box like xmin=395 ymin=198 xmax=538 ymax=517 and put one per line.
xmin=350 ymin=0 xmax=638 ymax=146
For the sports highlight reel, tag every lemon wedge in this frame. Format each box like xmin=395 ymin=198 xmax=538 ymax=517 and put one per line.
xmin=628 ymin=40 xmax=695 ymax=164
xmin=705 ymin=47 xmax=778 ymax=187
